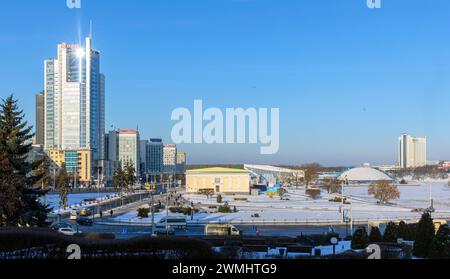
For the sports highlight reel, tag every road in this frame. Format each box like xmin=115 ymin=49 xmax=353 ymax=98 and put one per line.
xmin=72 ymin=221 xmax=354 ymax=239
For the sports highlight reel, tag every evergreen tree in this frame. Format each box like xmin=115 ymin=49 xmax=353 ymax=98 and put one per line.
xmin=429 ymin=224 xmax=450 ymax=259
xmin=124 ymin=161 xmax=136 ymax=192
xmin=369 ymin=226 xmax=383 ymax=243
xmin=398 ymin=221 xmax=413 ymax=241
xmin=56 ymin=163 xmax=69 ymax=210
xmin=0 ymin=95 xmax=50 ymax=226
xmin=112 ymin=167 xmax=127 ymax=194
xmin=383 ymin=222 xmax=399 ymax=243
xmin=351 ymin=227 xmax=369 ymax=249
xmin=414 ymin=212 xmax=436 ymax=258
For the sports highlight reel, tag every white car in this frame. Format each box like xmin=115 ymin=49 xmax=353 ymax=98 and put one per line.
xmin=58 ymin=227 xmax=79 ymax=236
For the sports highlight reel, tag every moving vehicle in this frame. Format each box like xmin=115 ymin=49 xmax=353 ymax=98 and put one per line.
xmin=77 ymin=217 xmax=93 ymax=226
xmin=204 ymin=224 xmax=241 ymax=236
xmin=58 ymin=227 xmax=79 ymax=236
xmin=153 ymin=225 xmax=176 ymax=236
xmin=50 ymin=222 xmax=74 ymax=231
xmin=69 ymin=211 xmax=78 ymax=220
xmin=80 ymin=208 xmax=92 ymax=217
xmin=157 ymin=217 xmax=187 ymax=229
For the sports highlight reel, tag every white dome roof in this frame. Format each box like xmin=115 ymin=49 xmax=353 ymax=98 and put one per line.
xmin=338 ymin=166 xmax=393 ymax=182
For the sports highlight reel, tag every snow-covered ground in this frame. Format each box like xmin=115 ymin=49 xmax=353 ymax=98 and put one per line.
xmin=113 ymin=180 xmax=450 ymax=225
xmin=44 ymin=192 xmax=117 ymax=210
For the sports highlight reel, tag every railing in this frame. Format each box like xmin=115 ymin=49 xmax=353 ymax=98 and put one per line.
xmin=104 ymin=214 xmax=450 ymax=227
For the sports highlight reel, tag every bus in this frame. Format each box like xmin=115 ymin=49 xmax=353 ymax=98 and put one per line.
xmin=204 ymin=224 xmax=241 ymax=236
xmin=157 ymin=217 xmax=187 ymax=229
xmin=80 ymin=208 xmax=92 ymax=217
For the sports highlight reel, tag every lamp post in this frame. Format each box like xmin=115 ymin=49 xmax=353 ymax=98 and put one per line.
xmin=330 ymin=237 xmax=338 ymax=257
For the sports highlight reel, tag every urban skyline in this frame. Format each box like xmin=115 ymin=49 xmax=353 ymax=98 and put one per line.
xmin=2 ymin=0 xmax=450 ymax=166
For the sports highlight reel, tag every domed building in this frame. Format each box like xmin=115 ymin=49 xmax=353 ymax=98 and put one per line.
xmin=337 ymin=164 xmax=394 ymax=184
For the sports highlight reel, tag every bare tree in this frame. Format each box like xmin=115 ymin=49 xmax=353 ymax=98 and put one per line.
xmin=321 ymin=178 xmax=342 ymax=194
xmin=303 ymin=164 xmax=319 ymax=189
xmin=368 ymin=181 xmax=400 ymax=204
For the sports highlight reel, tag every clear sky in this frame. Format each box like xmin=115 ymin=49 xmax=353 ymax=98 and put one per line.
xmin=1 ymin=0 xmax=450 ymax=166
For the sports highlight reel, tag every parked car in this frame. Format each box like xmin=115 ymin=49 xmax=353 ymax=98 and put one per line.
xmin=77 ymin=217 xmax=93 ymax=226
xmin=58 ymin=227 xmax=79 ymax=236
xmin=69 ymin=211 xmax=78 ymax=220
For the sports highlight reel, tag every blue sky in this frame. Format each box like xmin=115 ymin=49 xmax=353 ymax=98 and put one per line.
xmin=1 ymin=0 xmax=450 ymax=166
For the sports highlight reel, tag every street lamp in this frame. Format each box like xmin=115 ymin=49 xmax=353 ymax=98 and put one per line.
xmin=330 ymin=237 xmax=338 ymax=256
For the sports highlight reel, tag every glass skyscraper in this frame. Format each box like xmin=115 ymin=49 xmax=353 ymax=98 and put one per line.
xmin=44 ymin=36 xmax=105 ymax=160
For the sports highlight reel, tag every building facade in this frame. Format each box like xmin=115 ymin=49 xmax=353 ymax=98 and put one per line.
xmin=47 ymin=149 xmax=92 ymax=182
xmin=176 ymin=152 xmax=187 ymax=174
xmin=44 ymin=36 xmax=105 ymax=161
xmin=186 ymin=167 xmax=250 ymax=194
xmin=35 ymin=92 xmax=45 ymax=145
xmin=146 ymin=138 xmax=164 ymax=174
xmin=118 ymin=129 xmax=140 ymax=177
xmin=163 ymin=144 xmax=177 ymax=173
xmin=398 ymin=134 xmax=427 ymax=169
xmin=139 ymin=140 xmax=148 ymax=176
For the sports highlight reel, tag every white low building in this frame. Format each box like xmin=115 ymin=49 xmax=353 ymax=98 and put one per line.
xmin=338 ymin=164 xmax=395 ymax=184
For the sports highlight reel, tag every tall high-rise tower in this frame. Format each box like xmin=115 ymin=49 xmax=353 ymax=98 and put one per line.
xmin=35 ymin=91 xmax=45 ymax=145
xmin=44 ymin=36 xmax=105 ymax=160
xmin=398 ymin=134 xmax=427 ymax=168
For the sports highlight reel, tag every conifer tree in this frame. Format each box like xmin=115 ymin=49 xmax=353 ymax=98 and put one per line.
xmin=369 ymin=226 xmax=383 ymax=243
xmin=429 ymin=224 xmax=450 ymax=259
xmin=414 ymin=212 xmax=436 ymax=258
xmin=351 ymin=227 xmax=369 ymax=249
xmin=398 ymin=221 xmax=413 ymax=241
xmin=383 ymin=222 xmax=399 ymax=243
xmin=0 ymin=95 xmax=50 ymax=226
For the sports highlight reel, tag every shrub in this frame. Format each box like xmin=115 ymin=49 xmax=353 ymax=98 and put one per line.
xmin=169 ymin=207 xmax=193 ymax=216
xmin=218 ymin=202 xmax=232 ymax=213
xmin=216 ymin=194 xmax=222 ymax=204
xmin=137 ymin=208 xmax=149 ymax=218
xmin=0 ymin=228 xmax=215 ymax=259
xmin=351 ymin=227 xmax=369 ymax=249
xmin=369 ymin=227 xmax=383 ymax=243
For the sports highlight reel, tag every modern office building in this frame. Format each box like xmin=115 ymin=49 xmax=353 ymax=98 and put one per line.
xmin=35 ymin=92 xmax=45 ymax=145
xmin=44 ymin=36 xmax=105 ymax=161
xmin=163 ymin=144 xmax=177 ymax=173
xmin=186 ymin=167 xmax=250 ymax=194
xmin=147 ymin=139 xmax=164 ymax=174
xmin=398 ymin=134 xmax=427 ymax=169
xmin=139 ymin=140 xmax=148 ymax=176
xmin=176 ymin=152 xmax=187 ymax=174
xmin=104 ymin=130 xmax=119 ymax=161
xmin=118 ymin=129 xmax=140 ymax=177
xmin=47 ymin=149 xmax=92 ymax=182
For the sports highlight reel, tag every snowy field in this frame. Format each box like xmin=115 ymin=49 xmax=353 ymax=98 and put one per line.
xmin=113 ymin=179 xmax=450 ymax=225
xmin=43 ymin=192 xmax=118 ymax=213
